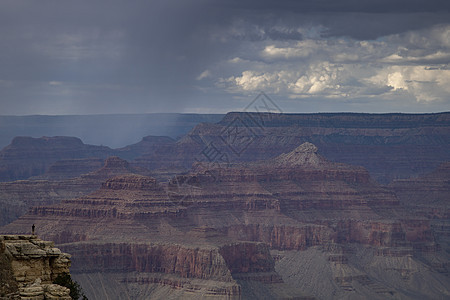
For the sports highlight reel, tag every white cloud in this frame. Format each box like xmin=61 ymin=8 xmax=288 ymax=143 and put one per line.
xmin=197 ymin=70 xmax=211 ymax=80
xmin=261 ymin=42 xmax=317 ymax=59
xmin=382 ymin=51 xmax=450 ymax=64
xmin=387 ymin=72 xmax=407 ymax=91
xmin=214 ymin=24 xmax=450 ymax=103
xmin=228 ymin=57 xmax=245 ymax=63
xmin=368 ymin=65 xmax=450 ymax=101
xmin=226 ymin=62 xmax=355 ymax=98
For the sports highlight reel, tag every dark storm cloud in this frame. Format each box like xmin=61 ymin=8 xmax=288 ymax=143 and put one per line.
xmin=0 ymin=0 xmax=449 ymax=114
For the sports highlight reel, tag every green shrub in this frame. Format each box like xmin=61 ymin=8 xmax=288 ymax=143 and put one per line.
xmin=53 ymin=273 xmax=88 ymax=300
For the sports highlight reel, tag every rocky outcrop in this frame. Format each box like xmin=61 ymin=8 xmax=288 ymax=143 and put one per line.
xmin=0 ymin=235 xmax=71 ymax=299
xmin=274 ymin=142 xmax=322 ymax=167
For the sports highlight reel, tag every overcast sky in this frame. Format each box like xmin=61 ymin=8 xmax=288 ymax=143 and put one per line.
xmin=1 ymin=0 xmax=449 ymax=115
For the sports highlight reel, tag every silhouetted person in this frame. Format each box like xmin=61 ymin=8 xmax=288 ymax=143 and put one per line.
xmin=32 ymin=224 xmax=35 ymax=235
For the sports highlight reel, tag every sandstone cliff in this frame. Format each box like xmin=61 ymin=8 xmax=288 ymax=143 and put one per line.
xmin=0 ymin=235 xmax=72 ymax=299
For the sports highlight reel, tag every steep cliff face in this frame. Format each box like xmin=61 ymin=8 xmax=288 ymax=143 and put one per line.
xmin=0 ymin=235 xmax=72 ymax=299
xmin=58 ymin=240 xmax=303 ymax=299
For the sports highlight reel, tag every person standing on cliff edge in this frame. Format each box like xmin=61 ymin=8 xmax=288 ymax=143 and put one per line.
xmin=32 ymin=224 xmax=35 ymax=235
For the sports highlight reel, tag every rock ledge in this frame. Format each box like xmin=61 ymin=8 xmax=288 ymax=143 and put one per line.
xmin=0 ymin=235 xmax=72 ymax=299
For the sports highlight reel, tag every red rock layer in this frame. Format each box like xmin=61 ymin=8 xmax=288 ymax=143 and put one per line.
xmin=0 ymin=156 xmax=151 ymax=226
xmin=1 ymin=142 xmax=446 ymax=298
xmin=2 ymin=143 xmax=431 ymax=251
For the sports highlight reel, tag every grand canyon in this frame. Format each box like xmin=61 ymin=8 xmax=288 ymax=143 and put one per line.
xmin=0 ymin=112 xmax=449 ymax=299
xmin=3 ymin=0 xmax=450 ymax=298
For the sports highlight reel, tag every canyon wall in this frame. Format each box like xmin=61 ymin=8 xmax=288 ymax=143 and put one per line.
xmin=0 ymin=156 xmax=150 ymax=226
xmin=1 ymin=113 xmax=448 ymax=184
xmin=1 ymin=141 xmax=448 ymax=299
xmin=136 ymin=112 xmax=450 ymax=183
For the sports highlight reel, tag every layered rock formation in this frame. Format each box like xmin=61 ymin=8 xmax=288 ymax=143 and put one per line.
xmin=390 ymin=161 xmax=450 ymax=208
xmin=2 ymin=142 xmax=448 ymax=299
xmin=0 ymin=235 xmax=71 ymax=299
xmin=0 ymin=156 xmax=151 ymax=226
xmin=2 ymin=113 xmax=448 ymax=185
xmin=135 ymin=112 xmax=450 ymax=183
xmin=390 ymin=162 xmax=450 ymax=255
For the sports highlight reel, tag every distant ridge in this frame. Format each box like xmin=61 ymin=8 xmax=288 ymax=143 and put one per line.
xmin=138 ymin=111 xmax=450 ymax=184
xmin=220 ymin=111 xmax=450 ymax=128
xmin=1 ymin=112 xmax=449 ymax=183
xmin=0 ymin=113 xmax=224 ymax=149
